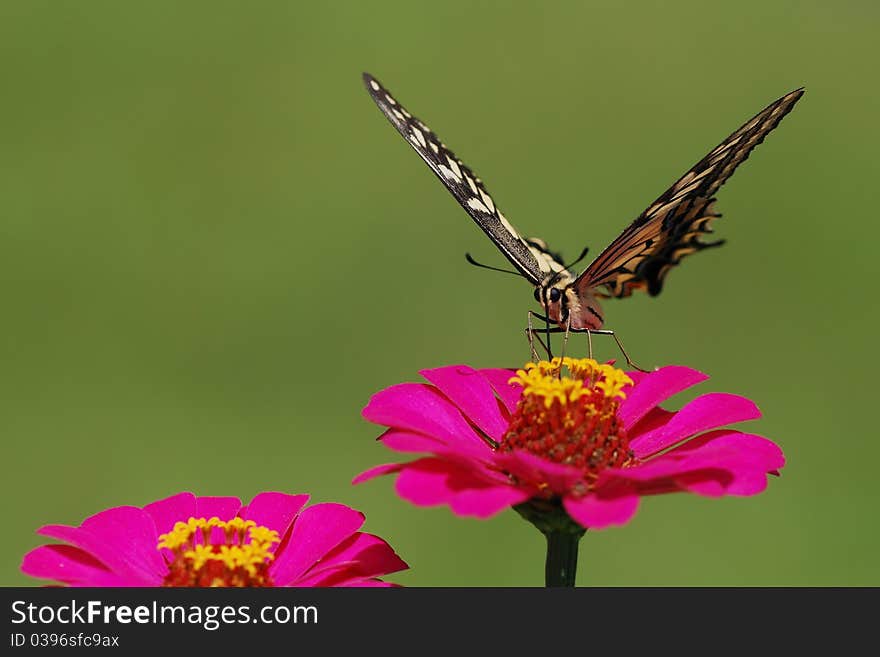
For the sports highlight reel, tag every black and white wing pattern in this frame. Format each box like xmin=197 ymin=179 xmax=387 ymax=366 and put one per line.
xmin=363 ymin=72 xmax=551 ymax=285
xmin=523 ymin=237 xmax=570 ymax=278
xmin=575 ymin=87 xmax=805 ymax=299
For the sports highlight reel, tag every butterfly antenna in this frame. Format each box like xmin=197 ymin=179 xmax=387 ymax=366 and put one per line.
xmin=546 ymin=246 xmax=591 ymax=287
xmin=465 ymin=253 xmax=521 ymax=277
xmin=563 ymin=246 xmax=590 ymax=270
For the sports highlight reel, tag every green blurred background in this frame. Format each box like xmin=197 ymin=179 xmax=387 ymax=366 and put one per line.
xmin=1 ymin=1 xmax=877 ymax=586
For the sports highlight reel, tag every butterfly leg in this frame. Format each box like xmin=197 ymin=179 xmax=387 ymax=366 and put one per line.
xmin=526 ymin=316 xmax=649 ymax=371
xmin=526 ymin=311 xmax=540 ymax=361
xmin=544 ymin=312 xmax=553 ymax=357
xmin=585 ymin=329 xmax=650 ymax=373
xmin=526 ymin=311 xmax=553 ymax=361
xmin=559 ymin=314 xmax=572 ymax=362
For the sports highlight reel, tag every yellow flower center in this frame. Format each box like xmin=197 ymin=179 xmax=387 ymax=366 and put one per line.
xmin=502 ymin=358 xmax=636 ymax=495
xmin=158 ymin=517 xmax=280 ymax=587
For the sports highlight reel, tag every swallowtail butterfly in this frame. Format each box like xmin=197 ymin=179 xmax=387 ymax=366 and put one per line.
xmin=363 ymin=73 xmax=803 ymax=344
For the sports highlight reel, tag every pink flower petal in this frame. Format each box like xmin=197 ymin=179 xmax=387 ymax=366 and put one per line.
xmin=241 ymin=492 xmax=310 ymax=541
xmin=448 ymin=484 xmax=532 ymax=517
xmin=143 ymin=492 xmax=197 ymax=539
xmin=610 ymin=431 xmax=782 ymax=497
xmin=477 ymin=368 xmax=521 ymax=416
xmin=352 ymin=462 xmax=405 ymax=485
xmin=37 ymin=506 xmax=165 ymax=585
xmin=631 ymin=392 xmax=761 ymax=458
xmin=673 ymin=430 xmax=785 ymax=469
xmin=77 ymin=505 xmax=170 ymax=578
xmin=628 ymin=407 xmax=675 ymax=439
xmin=379 ymin=428 xmax=446 ymax=453
xmin=363 ymin=383 xmax=490 ymax=452
xmin=672 ymin=431 xmax=784 ymax=496
xmin=673 ymin=471 xmax=736 ymax=497
xmin=194 ymin=496 xmax=242 ymax=521
xmin=293 ymin=533 xmax=408 ymax=586
xmin=331 ymin=532 xmax=409 ymax=578
xmin=344 ymin=578 xmax=400 ymax=587
xmin=623 ymin=369 xmax=650 ymax=387
xmin=394 ymin=457 xmax=529 ymax=517
xmin=494 ymin=450 xmax=583 ymax=496
xmin=715 ymin=470 xmax=772 ymax=496
xmin=619 ymin=366 xmax=708 ymax=430
xmin=564 ymin=485 xmax=640 ymax=529
xmin=379 ymin=428 xmax=491 ymax=461
xmin=289 ymin=562 xmax=357 ymax=586
xmin=21 ymin=545 xmax=142 ymax=587
xmin=270 ymin=503 xmax=365 ymax=586
xmin=420 ymin=365 xmax=510 ymax=441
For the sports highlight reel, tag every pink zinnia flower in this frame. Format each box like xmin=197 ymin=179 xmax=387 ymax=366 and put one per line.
xmin=355 ymin=358 xmax=784 ymax=530
xmin=21 ymin=491 xmax=408 ymax=587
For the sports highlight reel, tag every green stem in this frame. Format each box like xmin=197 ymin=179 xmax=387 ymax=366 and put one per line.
xmin=544 ymin=529 xmax=582 ymax=587
xmin=514 ymin=499 xmax=587 ymax=587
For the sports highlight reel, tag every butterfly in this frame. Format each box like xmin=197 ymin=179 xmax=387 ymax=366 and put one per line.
xmin=363 ymin=72 xmax=803 ymax=360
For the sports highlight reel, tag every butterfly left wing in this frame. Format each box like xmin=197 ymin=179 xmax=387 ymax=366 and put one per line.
xmin=363 ymin=72 xmax=548 ymax=285
xmin=524 ymin=238 xmax=572 ymax=278
xmin=575 ymin=87 xmax=804 ymax=299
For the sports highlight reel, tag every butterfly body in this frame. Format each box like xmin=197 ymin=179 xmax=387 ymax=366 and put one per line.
xmin=543 ymin=281 xmax=605 ymax=331
xmin=519 ymin=238 xmax=599 ymax=329
xmin=363 ymin=73 xmax=803 ymax=336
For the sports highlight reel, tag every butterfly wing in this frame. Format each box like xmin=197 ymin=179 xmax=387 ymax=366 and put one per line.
xmin=363 ymin=73 xmax=546 ymax=285
xmin=575 ymin=87 xmax=804 ymax=299
xmin=524 ymin=238 xmax=571 ymax=278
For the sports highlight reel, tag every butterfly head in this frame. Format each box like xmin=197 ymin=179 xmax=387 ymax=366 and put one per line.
xmin=536 ymin=272 xmax=604 ymax=331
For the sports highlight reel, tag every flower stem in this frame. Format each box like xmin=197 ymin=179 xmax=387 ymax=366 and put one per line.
xmin=513 ymin=499 xmax=587 ymax=587
xmin=544 ymin=529 xmax=583 ymax=587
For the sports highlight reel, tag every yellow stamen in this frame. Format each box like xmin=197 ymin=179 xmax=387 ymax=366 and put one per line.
xmin=502 ymin=359 xmax=636 ymax=493
xmin=509 ymin=358 xmax=633 ymax=406
xmin=157 ymin=517 xmax=280 ymax=586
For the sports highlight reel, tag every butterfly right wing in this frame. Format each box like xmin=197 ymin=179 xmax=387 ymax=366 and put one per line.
xmin=574 ymin=87 xmax=804 ymax=299
xmin=363 ymin=73 xmax=546 ymax=285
